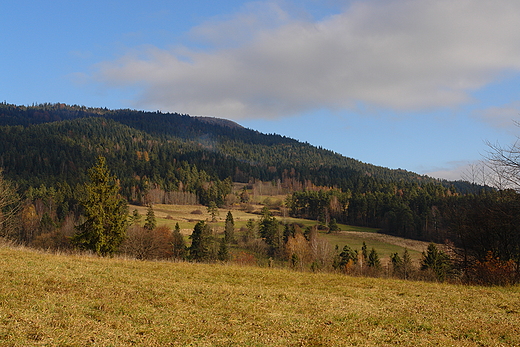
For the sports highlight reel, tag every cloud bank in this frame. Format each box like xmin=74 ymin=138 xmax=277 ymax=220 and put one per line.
xmin=96 ymin=0 xmax=520 ymax=120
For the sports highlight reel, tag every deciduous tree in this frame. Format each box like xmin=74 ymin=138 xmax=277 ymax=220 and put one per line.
xmin=0 ymin=169 xmax=20 ymax=238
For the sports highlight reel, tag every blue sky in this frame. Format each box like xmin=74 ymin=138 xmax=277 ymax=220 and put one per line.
xmin=2 ymin=0 xmax=520 ymax=181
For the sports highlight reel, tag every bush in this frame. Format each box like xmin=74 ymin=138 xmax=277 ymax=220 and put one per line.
xmin=467 ymin=252 xmax=518 ymax=286
xmin=120 ymin=225 xmax=173 ymax=260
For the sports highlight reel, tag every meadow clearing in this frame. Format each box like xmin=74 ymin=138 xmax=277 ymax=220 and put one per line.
xmin=0 ymin=244 xmax=518 ymax=346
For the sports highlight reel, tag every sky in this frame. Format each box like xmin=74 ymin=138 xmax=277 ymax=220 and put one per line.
xmin=2 ymin=0 xmax=520 ymax=181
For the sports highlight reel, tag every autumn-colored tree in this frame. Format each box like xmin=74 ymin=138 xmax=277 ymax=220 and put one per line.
xmin=72 ymin=156 xmax=128 ymax=256
xmin=286 ymin=232 xmax=311 ymax=270
xmin=0 ymin=169 xmax=20 ymax=238
xmin=120 ymin=225 xmax=173 ymax=260
xmin=469 ymin=251 xmax=518 ymax=286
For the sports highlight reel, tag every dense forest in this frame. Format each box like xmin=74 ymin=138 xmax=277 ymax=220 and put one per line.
xmin=1 ymin=102 xmax=519 ymax=284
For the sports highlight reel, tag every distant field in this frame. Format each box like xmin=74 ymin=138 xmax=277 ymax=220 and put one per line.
xmin=322 ymin=231 xmax=427 ymax=262
xmin=0 ymin=245 xmax=519 ymax=346
xmin=131 ymin=204 xmax=427 ymax=262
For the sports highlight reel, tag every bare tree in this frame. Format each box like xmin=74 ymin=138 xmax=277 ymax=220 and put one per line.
xmin=0 ymin=169 xmax=20 ymax=238
xmin=484 ymin=136 xmax=520 ymax=190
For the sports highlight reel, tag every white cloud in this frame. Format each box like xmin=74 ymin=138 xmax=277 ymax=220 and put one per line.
xmin=425 ymin=161 xmax=476 ymax=181
xmin=95 ymin=0 xmax=520 ymax=120
xmin=473 ymin=102 xmax=520 ymax=129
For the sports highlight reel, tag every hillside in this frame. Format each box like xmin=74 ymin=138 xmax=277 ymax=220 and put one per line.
xmin=1 ymin=244 xmax=519 ymax=346
xmin=0 ymin=102 xmax=461 ymax=191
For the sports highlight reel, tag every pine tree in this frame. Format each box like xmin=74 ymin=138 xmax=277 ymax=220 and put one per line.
xmin=224 ymin=211 xmax=235 ymax=243
xmin=421 ymin=243 xmax=451 ymax=282
xmin=328 ymin=218 xmax=340 ymax=233
xmin=172 ymin=222 xmax=186 ymax=259
xmin=259 ymin=207 xmax=282 ymax=255
xmin=218 ymin=237 xmax=229 ymax=261
xmin=144 ymin=205 xmax=156 ymax=231
xmin=361 ymin=242 xmax=368 ymax=262
xmin=207 ymin=201 xmax=219 ymax=222
xmin=72 ymin=156 xmax=128 ymax=256
xmin=338 ymin=245 xmax=357 ymax=269
xmin=243 ymin=219 xmax=256 ymax=243
xmin=130 ymin=209 xmax=141 ymax=225
xmin=402 ymin=248 xmax=413 ymax=279
xmin=189 ymin=220 xmax=211 ymax=261
xmin=368 ymin=248 xmax=381 ymax=269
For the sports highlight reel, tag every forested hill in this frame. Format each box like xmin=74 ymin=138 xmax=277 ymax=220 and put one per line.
xmin=0 ymin=102 xmax=469 ymax=195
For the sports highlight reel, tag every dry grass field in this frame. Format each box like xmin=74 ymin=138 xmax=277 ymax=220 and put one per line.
xmin=1 ymin=244 xmax=519 ymax=346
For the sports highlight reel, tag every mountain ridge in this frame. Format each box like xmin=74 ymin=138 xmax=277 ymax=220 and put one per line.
xmin=0 ymin=102 xmax=472 ymax=194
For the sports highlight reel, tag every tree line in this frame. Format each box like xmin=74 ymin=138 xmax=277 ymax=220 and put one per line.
xmin=1 ymin=102 xmax=518 ymax=285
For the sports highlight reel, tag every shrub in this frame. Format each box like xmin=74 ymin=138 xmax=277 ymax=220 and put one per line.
xmin=468 ymin=252 xmax=518 ymax=286
xmin=120 ymin=225 xmax=173 ymax=260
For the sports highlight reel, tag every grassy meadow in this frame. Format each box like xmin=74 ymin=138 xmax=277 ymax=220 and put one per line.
xmin=1 ymin=245 xmax=519 ymax=346
xmin=130 ymin=203 xmax=427 ymax=262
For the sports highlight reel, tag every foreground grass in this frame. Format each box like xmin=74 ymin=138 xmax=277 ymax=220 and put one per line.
xmin=2 ymin=246 xmax=519 ymax=346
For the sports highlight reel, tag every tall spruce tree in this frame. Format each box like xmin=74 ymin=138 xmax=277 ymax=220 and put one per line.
xmin=172 ymin=222 xmax=187 ymax=260
xmin=189 ymin=220 xmax=211 ymax=261
xmin=144 ymin=205 xmax=156 ymax=231
xmin=224 ymin=211 xmax=235 ymax=243
xmin=367 ymin=248 xmax=381 ymax=269
xmin=421 ymin=243 xmax=451 ymax=282
xmin=72 ymin=156 xmax=128 ymax=256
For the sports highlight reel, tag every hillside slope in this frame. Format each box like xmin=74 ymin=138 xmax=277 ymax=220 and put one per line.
xmin=0 ymin=102 xmax=472 ymax=193
xmin=1 ymin=245 xmax=519 ymax=346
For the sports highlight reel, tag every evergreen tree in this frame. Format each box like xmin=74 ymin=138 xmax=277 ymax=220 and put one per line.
xmin=189 ymin=221 xmax=211 ymax=261
xmin=207 ymin=201 xmax=219 ymax=222
xmin=218 ymin=237 xmax=230 ymax=261
xmin=402 ymin=248 xmax=413 ymax=279
xmin=144 ymin=205 xmax=156 ymax=231
xmin=130 ymin=209 xmax=141 ymax=225
xmin=243 ymin=219 xmax=257 ymax=243
xmin=391 ymin=252 xmax=403 ymax=276
xmin=224 ymin=211 xmax=235 ymax=243
xmin=361 ymin=242 xmax=368 ymax=262
xmin=368 ymin=248 xmax=381 ymax=269
xmin=72 ymin=156 xmax=128 ymax=256
xmin=328 ymin=218 xmax=340 ymax=233
xmin=391 ymin=248 xmax=413 ymax=279
xmin=259 ymin=207 xmax=282 ymax=255
xmin=172 ymin=222 xmax=186 ymax=260
xmin=338 ymin=245 xmax=357 ymax=269
xmin=421 ymin=243 xmax=451 ymax=282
